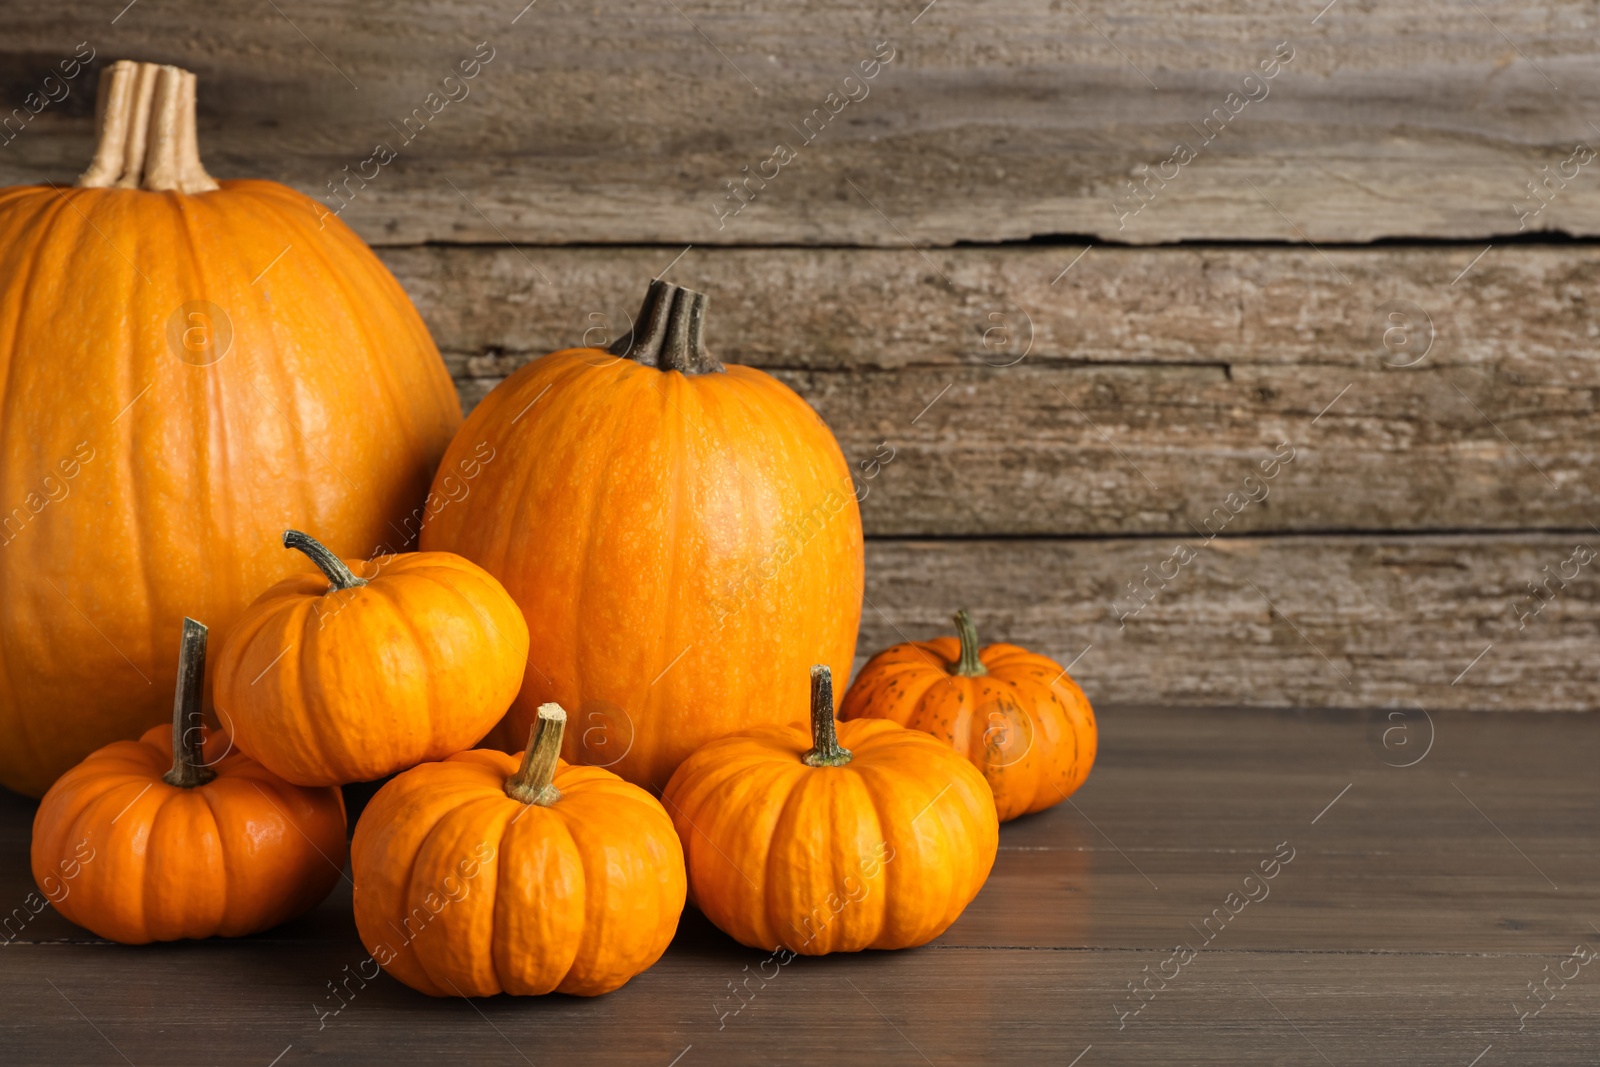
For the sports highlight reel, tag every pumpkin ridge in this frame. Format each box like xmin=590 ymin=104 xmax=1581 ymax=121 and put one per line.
xmin=760 ymin=761 xmax=817 ymax=952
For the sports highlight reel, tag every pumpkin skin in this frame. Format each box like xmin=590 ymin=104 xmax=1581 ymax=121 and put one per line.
xmin=841 ymin=611 xmax=1097 ymax=822
xmin=351 ymin=704 xmax=686 ymax=997
xmin=30 ymin=620 xmax=347 ymax=943
xmin=0 ymin=62 xmax=461 ymax=797
xmin=420 ymin=280 xmax=863 ymax=790
xmin=214 ymin=532 xmax=530 ymax=787
xmin=662 ymin=667 xmax=998 ymax=955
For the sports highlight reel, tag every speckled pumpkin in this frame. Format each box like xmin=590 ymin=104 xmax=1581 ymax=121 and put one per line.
xmin=840 ymin=611 xmax=1096 ymax=821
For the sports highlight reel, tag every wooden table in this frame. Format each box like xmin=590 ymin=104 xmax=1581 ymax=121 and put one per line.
xmin=4 ymin=706 xmax=1594 ymax=1065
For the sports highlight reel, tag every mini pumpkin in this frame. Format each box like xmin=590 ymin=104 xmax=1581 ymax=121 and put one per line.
xmin=30 ymin=618 xmax=347 ymax=944
xmin=419 ymin=279 xmax=864 ymax=790
xmin=662 ymin=666 xmax=998 ymax=955
xmin=840 ymin=610 xmax=1097 ymax=822
xmin=350 ymin=703 xmax=686 ymax=996
xmin=0 ymin=60 xmax=461 ymax=797
xmin=214 ymin=530 xmax=529 ymax=786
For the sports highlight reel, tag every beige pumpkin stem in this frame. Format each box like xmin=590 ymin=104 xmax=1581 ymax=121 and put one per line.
xmin=162 ymin=618 xmax=216 ymax=788
xmin=802 ymin=665 xmax=853 ymax=768
xmin=284 ymin=530 xmax=369 ymax=592
xmin=608 ymin=280 xmax=725 ymax=375
xmin=506 ymin=704 xmax=567 ymax=806
xmin=952 ymin=609 xmax=989 ymax=677
xmin=78 ymin=60 xmax=219 ymax=193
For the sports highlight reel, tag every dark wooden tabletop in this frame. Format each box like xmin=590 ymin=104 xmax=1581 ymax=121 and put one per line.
xmin=3 ymin=705 xmax=1596 ymax=1066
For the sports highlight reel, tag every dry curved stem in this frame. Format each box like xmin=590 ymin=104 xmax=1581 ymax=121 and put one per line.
xmin=78 ymin=60 xmax=218 ymax=193
xmin=952 ymin=609 xmax=989 ymax=677
xmin=506 ymin=704 xmax=568 ymax=806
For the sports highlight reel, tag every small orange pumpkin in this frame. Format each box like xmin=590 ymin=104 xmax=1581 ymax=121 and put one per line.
xmin=350 ymin=704 xmax=686 ymax=997
xmin=214 ymin=530 xmax=529 ymax=786
xmin=662 ymin=666 xmax=998 ymax=955
xmin=840 ymin=610 xmax=1097 ymax=821
xmin=30 ymin=618 xmax=347 ymax=944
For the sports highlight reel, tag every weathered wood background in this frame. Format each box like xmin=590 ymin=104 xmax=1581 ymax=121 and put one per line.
xmin=5 ymin=0 xmax=1598 ymax=710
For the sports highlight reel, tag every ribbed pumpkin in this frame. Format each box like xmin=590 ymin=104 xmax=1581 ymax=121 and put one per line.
xmin=31 ymin=619 xmax=347 ymax=943
xmin=662 ymin=666 xmax=998 ymax=955
xmin=420 ymin=280 xmax=863 ymax=789
xmin=841 ymin=610 xmax=1097 ymax=821
xmin=214 ymin=531 xmax=529 ymax=786
xmin=351 ymin=703 xmax=686 ymax=996
xmin=0 ymin=61 xmax=461 ymax=796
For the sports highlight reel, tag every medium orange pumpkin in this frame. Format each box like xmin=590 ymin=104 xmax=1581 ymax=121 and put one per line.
xmin=214 ymin=530 xmax=529 ymax=787
xmin=351 ymin=703 xmax=686 ymax=996
xmin=420 ymin=280 xmax=863 ymax=789
xmin=841 ymin=610 xmax=1097 ymax=821
xmin=0 ymin=60 xmax=461 ymax=797
xmin=30 ymin=618 xmax=347 ymax=943
xmin=662 ymin=666 xmax=998 ymax=955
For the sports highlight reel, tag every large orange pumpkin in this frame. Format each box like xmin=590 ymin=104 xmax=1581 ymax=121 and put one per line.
xmin=351 ymin=703 xmax=686 ymax=996
xmin=662 ymin=666 xmax=998 ymax=955
xmin=420 ymin=280 xmax=863 ymax=789
xmin=31 ymin=618 xmax=347 ymax=943
xmin=0 ymin=60 xmax=461 ymax=796
xmin=840 ymin=610 xmax=1097 ymax=821
xmin=214 ymin=531 xmax=529 ymax=786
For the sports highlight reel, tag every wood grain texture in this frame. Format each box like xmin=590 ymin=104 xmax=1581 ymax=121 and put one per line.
xmin=4 ymin=2 xmax=1600 ymax=244
xmin=386 ymin=244 xmax=1600 ymax=536
xmin=3 ymin=707 xmax=1596 ymax=1064
xmin=859 ymin=534 xmax=1600 ymax=711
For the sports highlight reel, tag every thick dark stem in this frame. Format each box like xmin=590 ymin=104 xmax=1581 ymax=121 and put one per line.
xmin=506 ymin=704 xmax=567 ymax=806
xmin=284 ymin=530 xmax=367 ymax=592
xmin=802 ymin=665 xmax=853 ymax=767
xmin=163 ymin=618 xmax=215 ymax=788
xmin=952 ymin=609 xmax=989 ymax=677
xmin=607 ymin=280 xmax=725 ymax=374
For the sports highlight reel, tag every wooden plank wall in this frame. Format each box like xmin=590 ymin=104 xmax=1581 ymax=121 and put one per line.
xmin=4 ymin=1 xmax=1598 ymax=710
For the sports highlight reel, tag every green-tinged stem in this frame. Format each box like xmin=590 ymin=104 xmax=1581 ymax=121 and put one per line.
xmin=284 ymin=529 xmax=367 ymax=592
xmin=801 ymin=665 xmax=852 ymax=768
xmin=506 ymin=704 xmax=567 ymax=806
xmin=952 ymin=609 xmax=988 ymax=677
xmin=607 ymin=279 xmax=725 ymax=374
xmin=162 ymin=618 xmax=215 ymax=788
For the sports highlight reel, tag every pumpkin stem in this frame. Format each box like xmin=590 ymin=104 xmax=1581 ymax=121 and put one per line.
xmin=162 ymin=618 xmax=215 ymax=788
xmin=607 ymin=280 xmax=725 ymax=374
xmin=506 ymin=704 xmax=567 ymax=806
xmin=77 ymin=60 xmax=219 ymax=193
xmin=802 ymin=665 xmax=853 ymax=768
xmin=952 ymin=609 xmax=989 ymax=677
xmin=284 ymin=530 xmax=368 ymax=592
